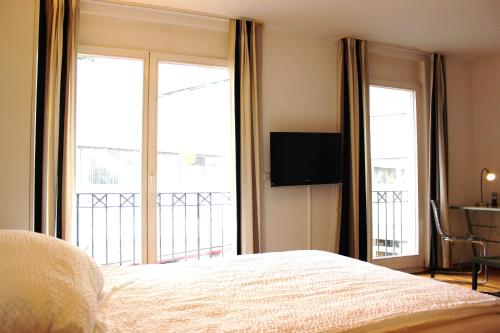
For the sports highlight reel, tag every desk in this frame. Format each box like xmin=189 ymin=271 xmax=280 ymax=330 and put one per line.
xmin=450 ymin=206 xmax=500 ymax=245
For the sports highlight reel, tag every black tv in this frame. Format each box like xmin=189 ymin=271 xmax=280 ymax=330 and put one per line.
xmin=270 ymin=132 xmax=342 ymax=187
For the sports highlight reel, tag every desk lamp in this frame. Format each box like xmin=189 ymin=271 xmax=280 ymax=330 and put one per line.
xmin=478 ymin=168 xmax=496 ymax=207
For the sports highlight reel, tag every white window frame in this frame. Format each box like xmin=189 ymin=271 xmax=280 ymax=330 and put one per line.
xmin=76 ymin=45 xmax=230 ymax=264
xmin=77 ymin=45 xmax=150 ymax=264
xmin=368 ymin=78 xmax=426 ymax=271
xmin=367 ymin=42 xmax=430 ymax=272
xmin=147 ymin=51 xmax=228 ymax=263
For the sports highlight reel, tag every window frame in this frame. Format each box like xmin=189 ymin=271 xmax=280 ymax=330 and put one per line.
xmin=147 ymin=51 xmax=230 ymax=263
xmin=368 ymin=79 xmax=425 ymax=271
xmin=76 ymin=45 xmax=232 ymax=264
xmin=77 ymin=45 xmax=150 ymax=263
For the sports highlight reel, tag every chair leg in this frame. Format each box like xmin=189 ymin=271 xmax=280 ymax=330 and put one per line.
xmin=472 ymin=263 xmax=478 ymax=290
xmin=478 ymin=241 xmax=488 ymax=286
xmin=430 ymin=269 xmax=435 ymax=278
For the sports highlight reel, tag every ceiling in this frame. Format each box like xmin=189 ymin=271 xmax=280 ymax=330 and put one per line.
xmin=111 ymin=0 xmax=500 ymax=62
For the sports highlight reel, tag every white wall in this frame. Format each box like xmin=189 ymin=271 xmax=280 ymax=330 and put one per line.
xmin=447 ymin=55 xmax=500 ymax=207
xmin=447 ymin=59 xmax=475 ymax=207
xmin=471 ymin=55 xmax=500 ymax=255
xmin=471 ymin=56 xmax=500 ymax=200
xmin=260 ymin=27 xmax=340 ymax=252
xmin=446 ymin=58 xmax=475 ymax=263
xmin=0 ymin=0 xmax=37 ymax=231
xmin=446 ymin=55 xmax=500 ymax=261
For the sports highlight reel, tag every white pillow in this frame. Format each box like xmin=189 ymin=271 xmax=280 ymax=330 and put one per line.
xmin=0 ymin=230 xmax=103 ymax=333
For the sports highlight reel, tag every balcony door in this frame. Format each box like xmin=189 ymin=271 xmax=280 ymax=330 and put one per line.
xmin=369 ymin=83 xmax=425 ymax=270
xmin=75 ymin=47 xmax=236 ymax=265
xmin=148 ymin=54 xmax=236 ymax=263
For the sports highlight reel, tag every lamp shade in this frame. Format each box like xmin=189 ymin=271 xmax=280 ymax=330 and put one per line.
xmin=486 ymin=171 xmax=496 ymax=181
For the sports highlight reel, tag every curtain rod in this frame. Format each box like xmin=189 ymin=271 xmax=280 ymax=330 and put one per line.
xmin=368 ymin=40 xmax=434 ymax=56
xmin=89 ymin=0 xmax=263 ymax=24
xmin=337 ymin=35 xmax=433 ymax=56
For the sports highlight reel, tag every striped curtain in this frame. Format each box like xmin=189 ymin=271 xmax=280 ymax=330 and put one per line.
xmin=429 ymin=54 xmax=450 ymax=269
xmin=229 ymin=19 xmax=262 ymax=254
xmin=34 ymin=0 xmax=78 ymax=239
xmin=338 ymin=38 xmax=371 ymax=261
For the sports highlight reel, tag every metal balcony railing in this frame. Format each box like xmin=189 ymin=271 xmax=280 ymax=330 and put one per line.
xmin=372 ymin=190 xmax=409 ymax=257
xmin=76 ymin=192 xmax=233 ymax=265
xmin=77 ymin=190 xmax=408 ymax=263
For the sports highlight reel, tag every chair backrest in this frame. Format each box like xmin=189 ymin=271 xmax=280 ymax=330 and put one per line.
xmin=430 ymin=200 xmax=449 ymax=238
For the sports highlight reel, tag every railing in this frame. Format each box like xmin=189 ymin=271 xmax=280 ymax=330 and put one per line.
xmin=76 ymin=192 xmax=234 ymax=265
xmin=372 ymin=190 xmax=409 ymax=257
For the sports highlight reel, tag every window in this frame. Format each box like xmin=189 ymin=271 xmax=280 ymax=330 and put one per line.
xmin=76 ymin=55 xmax=143 ymax=265
xmin=370 ymin=85 xmax=418 ymax=259
xmin=75 ymin=49 xmax=236 ymax=265
xmin=155 ymin=62 xmax=235 ymax=263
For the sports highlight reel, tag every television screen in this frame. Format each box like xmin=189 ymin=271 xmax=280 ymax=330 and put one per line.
xmin=270 ymin=132 xmax=342 ymax=187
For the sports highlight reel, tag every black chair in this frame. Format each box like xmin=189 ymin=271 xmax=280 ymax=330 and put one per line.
xmin=430 ymin=200 xmax=488 ymax=285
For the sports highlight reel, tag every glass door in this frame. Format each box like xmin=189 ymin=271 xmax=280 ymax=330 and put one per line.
xmin=149 ymin=55 xmax=237 ymax=263
xmin=369 ymin=84 xmax=423 ymax=270
xmin=75 ymin=49 xmax=148 ymax=265
xmin=75 ymin=49 xmax=236 ymax=265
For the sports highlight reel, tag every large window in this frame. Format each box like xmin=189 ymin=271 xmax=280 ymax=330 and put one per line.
xmin=155 ymin=62 xmax=235 ymax=263
xmin=75 ymin=49 xmax=236 ymax=265
xmin=76 ymin=55 xmax=144 ymax=265
xmin=369 ymin=85 xmax=419 ymax=259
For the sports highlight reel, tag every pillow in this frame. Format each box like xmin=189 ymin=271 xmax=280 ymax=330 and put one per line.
xmin=0 ymin=230 xmax=103 ymax=333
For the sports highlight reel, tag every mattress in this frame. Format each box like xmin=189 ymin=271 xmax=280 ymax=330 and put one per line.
xmin=95 ymin=250 xmax=500 ymax=332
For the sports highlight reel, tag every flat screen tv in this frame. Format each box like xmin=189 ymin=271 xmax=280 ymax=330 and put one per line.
xmin=270 ymin=132 xmax=342 ymax=187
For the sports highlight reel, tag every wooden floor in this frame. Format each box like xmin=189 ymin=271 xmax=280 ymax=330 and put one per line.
xmin=416 ymin=267 xmax=500 ymax=294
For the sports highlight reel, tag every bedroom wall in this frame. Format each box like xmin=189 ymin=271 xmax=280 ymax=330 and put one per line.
xmin=446 ymin=55 xmax=500 ymax=262
xmin=471 ymin=55 xmax=500 ymax=202
xmin=260 ymin=27 xmax=339 ymax=252
xmin=5 ymin=0 xmax=494 ymax=260
xmin=65 ymin=4 xmax=500 ymax=259
xmin=470 ymin=55 xmax=500 ymax=255
xmin=0 ymin=0 xmax=37 ymax=231
xmin=446 ymin=58 xmax=475 ymax=264
xmin=447 ymin=59 xmax=474 ymax=208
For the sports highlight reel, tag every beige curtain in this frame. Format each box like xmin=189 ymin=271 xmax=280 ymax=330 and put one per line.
xmin=337 ymin=38 xmax=372 ymax=261
xmin=34 ymin=0 xmax=78 ymax=240
xmin=228 ymin=19 xmax=262 ymax=254
xmin=429 ymin=54 xmax=450 ymax=269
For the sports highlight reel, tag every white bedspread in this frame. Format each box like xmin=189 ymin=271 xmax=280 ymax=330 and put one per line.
xmin=96 ymin=251 xmax=500 ymax=332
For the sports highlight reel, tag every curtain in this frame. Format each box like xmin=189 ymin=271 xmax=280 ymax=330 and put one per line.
xmin=338 ymin=38 xmax=371 ymax=261
xmin=229 ymin=19 xmax=262 ymax=255
xmin=34 ymin=0 xmax=78 ymax=240
xmin=429 ymin=53 xmax=450 ymax=269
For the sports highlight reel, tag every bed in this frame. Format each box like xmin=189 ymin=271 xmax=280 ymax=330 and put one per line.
xmin=1 ymin=231 xmax=499 ymax=333
xmin=95 ymin=250 xmax=500 ymax=333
